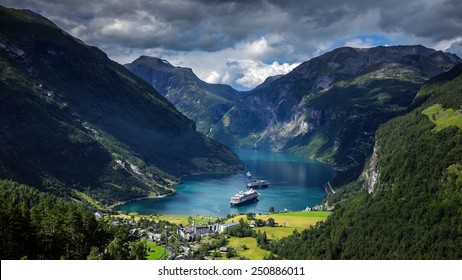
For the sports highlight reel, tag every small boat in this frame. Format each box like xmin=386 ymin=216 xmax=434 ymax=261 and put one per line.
xmin=247 ymin=180 xmax=269 ymax=189
xmin=246 ymin=171 xmax=252 ymax=178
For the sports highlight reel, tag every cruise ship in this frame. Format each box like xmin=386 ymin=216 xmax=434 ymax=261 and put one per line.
xmin=247 ymin=180 xmax=269 ymax=188
xmin=230 ymin=189 xmax=259 ymax=206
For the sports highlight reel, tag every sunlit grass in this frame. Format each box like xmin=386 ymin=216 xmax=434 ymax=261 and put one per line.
xmin=254 ymin=226 xmax=299 ymax=240
xmin=225 ymin=237 xmax=269 ymax=260
xmin=422 ymin=104 xmax=462 ymax=132
xmin=226 ymin=211 xmax=330 ymax=242
xmin=145 ymin=241 xmax=167 ymax=260
xmin=227 ymin=211 xmax=331 ymax=228
xmin=110 ymin=213 xmax=217 ymax=225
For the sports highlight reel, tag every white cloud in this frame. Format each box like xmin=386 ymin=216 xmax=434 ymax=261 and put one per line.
xmin=205 ymin=71 xmax=221 ymax=84
xmin=136 ymin=35 xmax=302 ymax=90
xmin=233 ymin=60 xmax=300 ymax=89
xmin=344 ymin=38 xmax=375 ymax=48
xmin=445 ymin=39 xmax=462 ymax=58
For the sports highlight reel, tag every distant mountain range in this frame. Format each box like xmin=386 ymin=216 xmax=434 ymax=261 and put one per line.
xmin=125 ymin=56 xmax=240 ymax=134
xmin=128 ymin=46 xmax=461 ymax=183
xmin=0 ymin=6 xmax=243 ymax=206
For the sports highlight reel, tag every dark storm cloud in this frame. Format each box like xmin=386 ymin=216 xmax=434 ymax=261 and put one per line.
xmin=378 ymin=0 xmax=462 ymax=41
xmin=1 ymin=0 xmax=461 ymax=89
xmin=1 ymin=0 xmax=461 ymax=53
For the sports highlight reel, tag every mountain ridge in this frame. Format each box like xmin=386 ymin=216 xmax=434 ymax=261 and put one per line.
xmin=125 ymin=56 xmax=240 ymax=133
xmin=208 ymin=45 xmax=461 ymax=182
xmin=0 ymin=6 xmax=243 ymax=206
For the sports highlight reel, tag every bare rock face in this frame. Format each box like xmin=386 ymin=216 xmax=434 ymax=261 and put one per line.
xmin=210 ymin=45 xmax=461 ymax=177
xmin=360 ymin=143 xmax=380 ymax=194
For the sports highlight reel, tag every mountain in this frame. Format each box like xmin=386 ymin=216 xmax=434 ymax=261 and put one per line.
xmin=271 ymin=63 xmax=462 ymax=259
xmin=125 ymin=56 xmax=240 ymax=134
xmin=210 ymin=45 xmax=461 ymax=181
xmin=0 ymin=6 xmax=243 ymax=206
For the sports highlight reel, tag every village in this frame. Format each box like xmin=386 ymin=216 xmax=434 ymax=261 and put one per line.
xmin=95 ymin=209 xmax=331 ymax=260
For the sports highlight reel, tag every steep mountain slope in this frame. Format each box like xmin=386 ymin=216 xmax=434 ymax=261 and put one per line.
xmin=0 ymin=6 xmax=243 ymax=206
xmin=271 ymin=63 xmax=462 ymax=259
xmin=125 ymin=56 xmax=240 ymax=133
xmin=211 ymin=46 xmax=461 ymax=180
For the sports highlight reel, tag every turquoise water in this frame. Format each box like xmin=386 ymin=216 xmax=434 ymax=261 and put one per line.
xmin=116 ymin=150 xmax=335 ymax=216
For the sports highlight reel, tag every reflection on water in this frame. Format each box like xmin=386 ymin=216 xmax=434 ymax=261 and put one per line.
xmin=116 ymin=149 xmax=335 ymax=216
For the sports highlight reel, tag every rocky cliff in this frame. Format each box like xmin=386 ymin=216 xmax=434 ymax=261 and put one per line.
xmin=210 ymin=45 xmax=461 ymax=181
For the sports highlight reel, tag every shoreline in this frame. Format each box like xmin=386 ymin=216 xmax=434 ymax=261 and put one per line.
xmin=107 ymin=169 xmax=245 ymax=211
xmin=108 ymin=189 xmax=177 ymax=210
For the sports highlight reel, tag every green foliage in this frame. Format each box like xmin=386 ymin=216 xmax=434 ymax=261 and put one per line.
xmin=270 ymin=63 xmax=462 ymax=259
xmin=266 ymin=218 xmax=276 ymax=227
xmin=145 ymin=241 xmax=167 ymax=260
xmin=87 ymin=247 xmax=102 ymax=260
xmin=199 ymin=236 xmax=227 ymax=256
xmin=227 ymin=218 xmax=254 ymax=237
xmin=246 ymin=212 xmax=256 ymax=220
xmin=0 ymin=180 xmax=113 ymax=259
xmin=129 ymin=240 xmax=147 ymax=260
xmin=107 ymin=238 xmax=129 ymax=260
xmin=255 ymin=230 xmax=269 ymax=250
xmin=225 ymin=249 xmax=235 ymax=258
xmin=421 ymin=104 xmax=462 ymax=132
xmin=0 ymin=179 xmax=152 ymax=260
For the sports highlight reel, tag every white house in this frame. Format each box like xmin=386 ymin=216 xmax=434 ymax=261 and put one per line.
xmin=219 ymin=222 xmax=239 ymax=233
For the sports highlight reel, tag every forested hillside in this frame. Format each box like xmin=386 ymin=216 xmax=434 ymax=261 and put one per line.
xmin=0 ymin=6 xmax=243 ymax=206
xmin=0 ymin=179 xmax=163 ymax=260
xmin=270 ymin=63 xmax=462 ymax=259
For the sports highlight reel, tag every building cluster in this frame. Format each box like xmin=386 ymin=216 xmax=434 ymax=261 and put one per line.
xmin=177 ymin=222 xmax=238 ymax=241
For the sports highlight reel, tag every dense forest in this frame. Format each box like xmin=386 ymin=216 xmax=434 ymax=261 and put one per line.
xmin=269 ymin=64 xmax=462 ymax=259
xmin=0 ymin=179 xmax=147 ymax=260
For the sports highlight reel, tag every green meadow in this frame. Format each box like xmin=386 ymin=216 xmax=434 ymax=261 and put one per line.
xmin=146 ymin=241 xmax=167 ymax=260
xmin=422 ymin=104 xmax=462 ymax=132
xmin=223 ymin=237 xmax=270 ymax=260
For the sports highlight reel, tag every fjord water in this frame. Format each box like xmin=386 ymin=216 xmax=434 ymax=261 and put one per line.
xmin=117 ymin=150 xmax=335 ymax=216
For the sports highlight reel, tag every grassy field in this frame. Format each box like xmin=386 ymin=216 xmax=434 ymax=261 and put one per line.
xmin=111 ymin=213 xmax=217 ymax=225
xmin=223 ymin=237 xmax=270 ymax=260
xmin=422 ymin=103 xmax=462 ymax=132
xmin=254 ymin=226 xmax=299 ymax=240
xmin=226 ymin=211 xmax=330 ymax=240
xmin=145 ymin=241 xmax=167 ymax=260
xmin=227 ymin=211 xmax=330 ymax=227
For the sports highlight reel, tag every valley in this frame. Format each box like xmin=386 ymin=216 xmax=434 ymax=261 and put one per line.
xmin=127 ymin=46 xmax=461 ymax=184
xmin=1 ymin=4 xmax=461 ymax=261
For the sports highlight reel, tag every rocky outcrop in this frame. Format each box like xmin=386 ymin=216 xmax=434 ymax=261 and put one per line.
xmin=360 ymin=142 xmax=380 ymax=194
xmin=212 ymin=45 xmax=461 ymax=176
